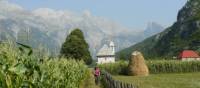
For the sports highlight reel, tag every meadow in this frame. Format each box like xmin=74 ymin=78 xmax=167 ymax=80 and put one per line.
xmin=114 ymin=72 xmax=200 ymax=88
xmin=99 ymin=60 xmax=200 ymax=88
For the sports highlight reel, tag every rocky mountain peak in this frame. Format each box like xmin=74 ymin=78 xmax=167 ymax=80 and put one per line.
xmin=177 ymin=0 xmax=200 ymax=22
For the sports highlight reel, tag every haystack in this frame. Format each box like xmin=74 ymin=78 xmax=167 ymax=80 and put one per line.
xmin=128 ymin=51 xmax=149 ymax=76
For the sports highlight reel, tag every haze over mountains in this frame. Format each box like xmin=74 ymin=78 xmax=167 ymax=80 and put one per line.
xmin=143 ymin=22 xmax=164 ymax=37
xmin=118 ymin=0 xmax=200 ymax=59
xmin=0 ymin=0 xmax=164 ymax=58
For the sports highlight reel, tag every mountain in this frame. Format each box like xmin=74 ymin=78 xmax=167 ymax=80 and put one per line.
xmin=0 ymin=1 xmax=164 ymax=58
xmin=118 ymin=0 xmax=200 ymax=59
xmin=143 ymin=22 xmax=164 ymax=37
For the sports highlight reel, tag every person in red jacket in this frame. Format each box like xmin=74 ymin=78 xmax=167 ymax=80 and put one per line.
xmin=94 ymin=67 xmax=101 ymax=85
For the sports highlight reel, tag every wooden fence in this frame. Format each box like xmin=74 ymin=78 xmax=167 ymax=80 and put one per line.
xmin=101 ymin=70 xmax=138 ymax=88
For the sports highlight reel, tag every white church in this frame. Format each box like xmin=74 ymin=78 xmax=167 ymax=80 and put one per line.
xmin=96 ymin=41 xmax=116 ymax=64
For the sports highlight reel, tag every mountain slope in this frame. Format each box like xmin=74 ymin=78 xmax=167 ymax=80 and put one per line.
xmin=118 ymin=0 xmax=200 ymax=59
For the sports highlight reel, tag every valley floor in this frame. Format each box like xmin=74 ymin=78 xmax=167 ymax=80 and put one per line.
xmin=113 ymin=72 xmax=200 ymax=88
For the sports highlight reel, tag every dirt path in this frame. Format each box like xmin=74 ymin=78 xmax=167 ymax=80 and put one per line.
xmin=81 ymin=69 xmax=101 ymax=88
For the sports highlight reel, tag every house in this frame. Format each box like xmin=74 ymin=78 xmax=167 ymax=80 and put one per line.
xmin=178 ymin=50 xmax=200 ymax=61
xmin=96 ymin=41 xmax=115 ymax=64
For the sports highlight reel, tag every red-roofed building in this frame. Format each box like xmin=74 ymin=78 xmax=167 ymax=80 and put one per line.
xmin=178 ymin=50 xmax=200 ymax=61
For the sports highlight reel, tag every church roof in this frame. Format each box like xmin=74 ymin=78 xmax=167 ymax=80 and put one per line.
xmin=97 ymin=44 xmax=114 ymax=56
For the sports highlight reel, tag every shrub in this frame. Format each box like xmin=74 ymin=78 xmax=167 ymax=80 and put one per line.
xmin=98 ymin=61 xmax=128 ymax=75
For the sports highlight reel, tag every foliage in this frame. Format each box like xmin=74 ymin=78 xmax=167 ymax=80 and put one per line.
xmin=80 ymin=68 xmax=101 ymax=88
xmin=0 ymin=41 xmax=88 ymax=88
xmin=60 ymin=28 xmax=92 ymax=65
xmin=39 ymin=58 xmax=87 ymax=88
xmin=98 ymin=61 xmax=128 ymax=75
xmin=99 ymin=60 xmax=200 ymax=75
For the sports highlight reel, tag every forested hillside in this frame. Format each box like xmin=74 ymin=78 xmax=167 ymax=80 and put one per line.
xmin=118 ymin=0 xmax=200 ymax=59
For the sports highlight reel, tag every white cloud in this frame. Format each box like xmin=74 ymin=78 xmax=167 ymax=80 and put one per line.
xmin=32 ymin=8 xmax=65 ymax=19
xmin=0 ymin=0 xmax=23 ymax=12
xmin=83 ymin=10 xmax=92 ymax=17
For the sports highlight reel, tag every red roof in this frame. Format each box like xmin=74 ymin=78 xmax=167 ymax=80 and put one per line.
xmin=179 ymin=50 xmax=200 ymax=59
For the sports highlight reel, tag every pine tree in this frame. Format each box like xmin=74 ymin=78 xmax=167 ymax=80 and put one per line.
xmin=60 ymin=28 xmax=92 ymax=65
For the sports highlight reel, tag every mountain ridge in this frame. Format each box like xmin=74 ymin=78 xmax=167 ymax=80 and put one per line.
xmin=117 ymin=0 xmax=200 ymax=59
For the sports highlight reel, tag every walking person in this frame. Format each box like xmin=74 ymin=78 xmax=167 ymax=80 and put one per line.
xmin=94 ymin=67 xmax=101 ymax=85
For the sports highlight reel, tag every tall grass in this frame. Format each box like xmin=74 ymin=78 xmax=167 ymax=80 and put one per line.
xmin=0 ymin=41 xmax=88 ymax=88
xmin=99 ymin=60 xmax=200 ymax=75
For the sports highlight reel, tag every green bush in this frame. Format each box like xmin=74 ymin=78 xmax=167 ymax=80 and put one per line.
xmin=0 ymin=41 xmax=88 ymax=88
xmin=99 ymin=60 xmax=200 ymax=75
xmin=98 ymin=61 xmax=128 ymax=75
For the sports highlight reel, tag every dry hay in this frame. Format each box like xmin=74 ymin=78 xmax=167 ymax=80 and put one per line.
xmin=128 ymin=51 xmax=149 ymax=76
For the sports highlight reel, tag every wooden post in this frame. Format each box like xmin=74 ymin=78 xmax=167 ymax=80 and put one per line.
xmin=120 ymin=82 xmax=123 ymax=88
xmin=127 ymin=84 xmax=131 ymax=88
xmin=101 ymin=70 xmax=137 ymax=88
xmin=116 ymin=81 xmax=118 ymax=88
xmin=124 ymin=82 xmax=126 ymax=88
xmin=131 ymin=84 xmax=134 ymax=88
xmin=115 ymin=81 xmax=119 ymax=88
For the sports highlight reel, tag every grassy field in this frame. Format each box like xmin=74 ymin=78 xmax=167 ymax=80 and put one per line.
xmin=113 ymin=72 xmax=200 ymax=88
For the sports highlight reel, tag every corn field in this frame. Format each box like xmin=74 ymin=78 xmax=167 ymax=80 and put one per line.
xmin=99 ymin=60 xmax=200 ymax=75
xmin=0 ymin=41 xmax=88 ymax=88
xmin=147 ymin=60 xmax=200 ymax=74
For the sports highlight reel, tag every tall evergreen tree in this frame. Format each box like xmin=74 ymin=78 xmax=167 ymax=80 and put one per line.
xmin=60 ymin=28 xmax=92 ymax=65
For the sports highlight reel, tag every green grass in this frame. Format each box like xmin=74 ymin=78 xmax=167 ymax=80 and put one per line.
xmin=113 ymin=72 xmax=200 ymax=88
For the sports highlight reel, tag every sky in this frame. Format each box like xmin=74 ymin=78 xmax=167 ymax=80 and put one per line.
xmin=9 ymin=0 xmax=187 ymax=30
